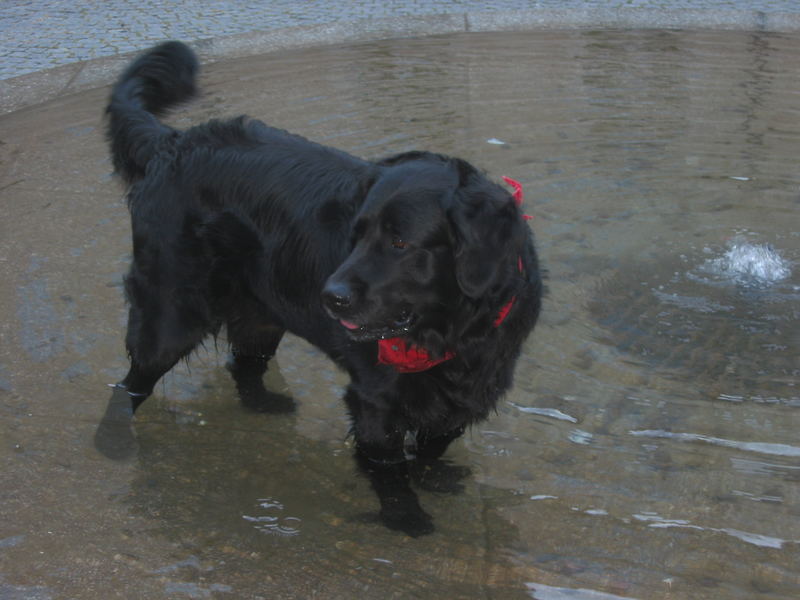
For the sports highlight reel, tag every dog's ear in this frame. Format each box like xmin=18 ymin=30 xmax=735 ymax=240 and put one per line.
xmin=448 ymin=177 xmax=521 ymax=299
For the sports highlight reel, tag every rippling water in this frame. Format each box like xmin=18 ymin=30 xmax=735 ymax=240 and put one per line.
xmin=1 ymin=28 xmax=798 ymax=600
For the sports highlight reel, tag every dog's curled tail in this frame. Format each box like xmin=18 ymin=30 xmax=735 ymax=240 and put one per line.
xmin=106 ymin=41 xmax=198 ymax=183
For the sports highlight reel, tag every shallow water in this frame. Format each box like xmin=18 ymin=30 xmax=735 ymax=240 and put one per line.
xmin=1 ymin=29 xmax=799 ymax=599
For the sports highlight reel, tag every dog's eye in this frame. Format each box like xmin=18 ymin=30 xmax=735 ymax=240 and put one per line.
xmin=391 ymin=236 xmax=409 ymax=250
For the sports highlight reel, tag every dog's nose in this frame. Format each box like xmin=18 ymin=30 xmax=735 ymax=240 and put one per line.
xmin=322 ymin=281 xmax=353 ymax=312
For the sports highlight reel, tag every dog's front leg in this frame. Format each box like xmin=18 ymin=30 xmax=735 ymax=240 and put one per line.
xmin=411 ymin=425 xmax=471 ymax=495
xmin=415 ymin=425 xmax=466 ymax=461
xmin=347 ymin=393 xmax=434 ymax=536
xmin=353 ymin=443 xmax=434 ymax=537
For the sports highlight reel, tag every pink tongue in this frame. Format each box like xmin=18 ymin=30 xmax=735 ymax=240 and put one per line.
xmin=340 ymin=319 xmax=360 ymax=330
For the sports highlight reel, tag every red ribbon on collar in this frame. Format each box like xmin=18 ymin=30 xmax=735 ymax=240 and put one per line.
xmin=502 ymin=176 xmax=533 ymax=220
xmin=376 ymin=176 xmax=530 ymax=374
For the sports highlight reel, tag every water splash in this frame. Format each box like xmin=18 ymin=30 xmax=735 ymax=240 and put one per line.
xmin=701 ymin=239 xmax=791 ymax=287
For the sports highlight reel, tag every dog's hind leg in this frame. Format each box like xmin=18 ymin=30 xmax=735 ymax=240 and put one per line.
xmin=98 ymin=351 xmax=194 ymax=459
xmin=119 ymin=298 xmax=209 ymax=411
xmin=226 ymin=324 xmax=294 ymax=413
xmin=120 ymin=358 xmax=183 ymax=411
xmin=95 ymin=305 xmax=203 ymax=460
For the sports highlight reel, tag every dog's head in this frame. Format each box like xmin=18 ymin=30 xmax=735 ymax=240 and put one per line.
xmin=322 ymin=153 xmax=528 ymax=349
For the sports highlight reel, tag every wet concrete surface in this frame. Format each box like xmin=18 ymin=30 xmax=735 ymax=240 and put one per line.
xmin=3 ymin=2 xmax=800 ymax=114
xmin=2 ymin=29 xmax=800 ymax=599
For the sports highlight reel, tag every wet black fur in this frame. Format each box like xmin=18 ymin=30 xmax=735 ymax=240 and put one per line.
xmin=103 ymin=41 xmax=542 ymax=536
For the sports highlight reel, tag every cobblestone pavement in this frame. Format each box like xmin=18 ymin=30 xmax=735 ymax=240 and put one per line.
xmin=2 ymin=0 xmax=799 ymax=80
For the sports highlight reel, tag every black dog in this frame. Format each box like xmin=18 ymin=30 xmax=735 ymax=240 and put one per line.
xmin=102 ymin=41 xmax=542 ymax=536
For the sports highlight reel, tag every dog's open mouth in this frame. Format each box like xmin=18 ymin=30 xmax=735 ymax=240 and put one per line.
xmin=338 ymin=310 xmax=417 ymax=341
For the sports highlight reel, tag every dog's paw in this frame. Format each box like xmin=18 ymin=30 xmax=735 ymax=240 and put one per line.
xmin=379 ymin=496 xmax=435 ymax=537
xmin=227 ymin=360 xmax=296 ymax=414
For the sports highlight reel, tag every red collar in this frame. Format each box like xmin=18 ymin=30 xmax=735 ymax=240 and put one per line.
xmin=377 ymin=295 xmax=515 ymax=373
xmin=377 ymin=177 xmax=529 ymax=373
xmin=377 ymin=339 xmax=455 ymax=373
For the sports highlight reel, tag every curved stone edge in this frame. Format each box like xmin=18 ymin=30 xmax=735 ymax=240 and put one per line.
xmin=2 ymin=9 xmax=799 ymax=115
